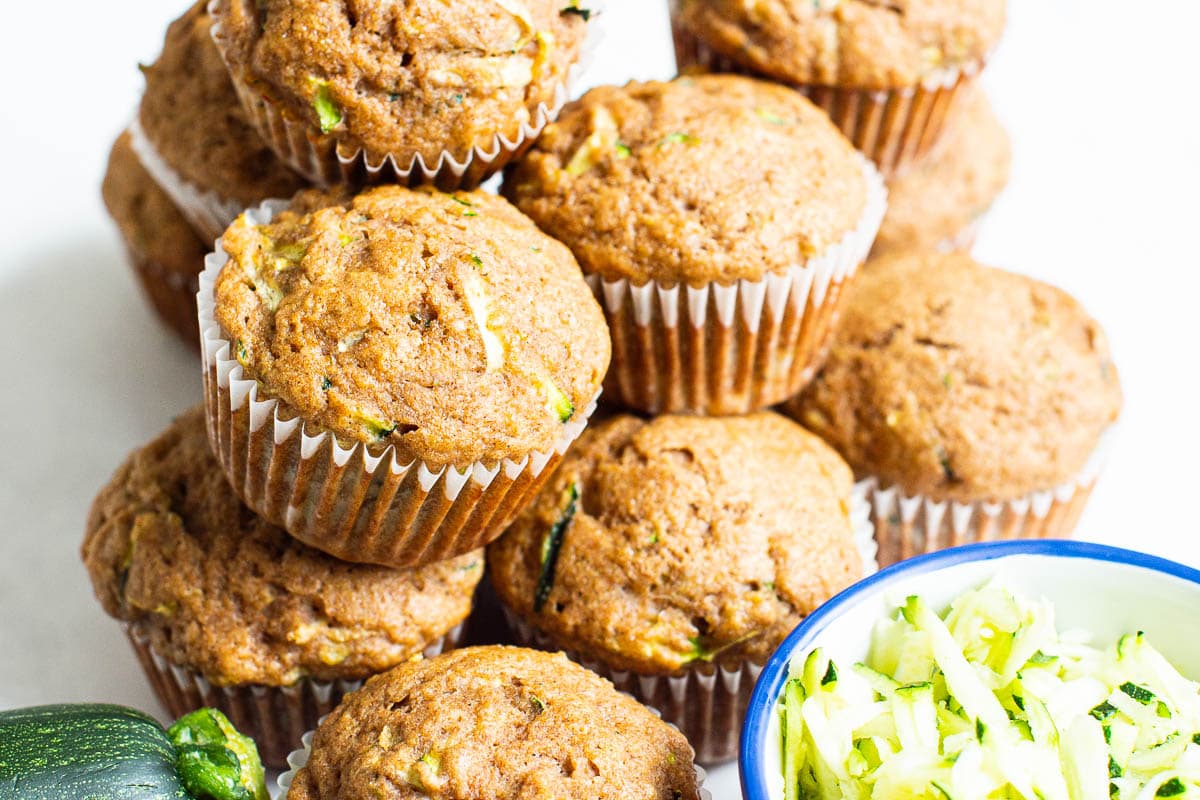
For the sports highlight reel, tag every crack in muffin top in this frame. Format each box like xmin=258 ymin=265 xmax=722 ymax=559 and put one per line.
xmin=213 ymin=185 xmax=610 ymax=466
xmin=504 ymin=74 xmax=869 ymax=286
xmin=82 ymin=406 xmax=483 ymax=687
xmin=786 ymin=252 xmax=1123 ymax=502
xmin=673 ymin=0 xmax=1007 ymax=88
xmin=213 ymin=0 xmax=590 ymax=166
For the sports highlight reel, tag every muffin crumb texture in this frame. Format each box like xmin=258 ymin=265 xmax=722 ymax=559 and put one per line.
xmin=81 ymin=406 xmax=483 ymax=687
xmin=673 ymin=0 xmax=1007 ymax=88
xmin=285 ymin=646 xmax=701 ymax=800
xmin=213 ymin=185 xmax=610 ymax=466
xmin=504 ymin=74 xmax=869 ymax=285
xmin=139 ymin=0 xmax=304 ymax=204
xmin=488 ymin=413 xmax=862 ymax=674
xmin=214 ymin=0 xmax=589 ymax=165
xmin=789 ymin=252 xmax=1123 ymax=503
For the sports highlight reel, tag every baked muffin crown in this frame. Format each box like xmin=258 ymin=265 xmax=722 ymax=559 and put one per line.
xmin=82 ymin=406 xmax=483 ymax=686
xmin=212 ymin=0 xmax=589 ymax=166
xmin=673 ymin=0 xmax=1007 ymax=89
xmin=213 ymin=185 xmax=610 ymax=466
xmin=488 ymin=412 xmax=862 ymax=674
xmin=285 ymin=646 xmax=701 ymax=800
xmin=788 ymin=252 xmax=1123 ymax=502
xmin=873 ymin=89 xmax=1012 ymax=257
xmin=504 ymin=74 xmax=871 ymax=286
xmin=139 ymin=0 xmax=303 ymax=205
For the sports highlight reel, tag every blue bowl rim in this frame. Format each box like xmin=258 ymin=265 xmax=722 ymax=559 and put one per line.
xmin=738 ymin=539 xmax=1200 ymax=800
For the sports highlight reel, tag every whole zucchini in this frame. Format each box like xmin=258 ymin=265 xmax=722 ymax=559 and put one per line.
xmin=0 ymin=704 xmax=267 ymax=800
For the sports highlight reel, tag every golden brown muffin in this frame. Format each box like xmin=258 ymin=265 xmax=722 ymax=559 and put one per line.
xmin=873 ymin=90 xmax=1011 ymax=257
xmin=488 ymin=412 xmax=862 ymax=675
xmin=786 ymin=252 xmax=1123 ymax=503
xmin=671 ymin=0 xmax=1007 ymax=89
xmin=82 ymin=406 xmax=483 ymax=687
xmin=101 ymin=131 xmax=207 ymax=349
xmin=213 ymin=185 xmax=610 ymax=466
xmin=285 ymin=646 xmax=701 ymax=800
xmin=212 ymin=0 xmax=590 ymax=169
xmin=504 ymin=74 xmax=870 ymax=285
xmin=138 ymin=1 xmax=304 ymax=213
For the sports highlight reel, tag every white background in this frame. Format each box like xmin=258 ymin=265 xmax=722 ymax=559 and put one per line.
xmin=1 ymin=2 xmax=1198 ymax=797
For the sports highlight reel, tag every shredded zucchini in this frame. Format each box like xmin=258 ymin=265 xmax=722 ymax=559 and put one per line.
xmin=780 ymin=581 xmax=1200 ymax=799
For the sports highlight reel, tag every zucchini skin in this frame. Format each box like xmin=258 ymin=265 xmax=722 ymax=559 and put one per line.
xmin=0 ymin=704 xmax=191 ymax=800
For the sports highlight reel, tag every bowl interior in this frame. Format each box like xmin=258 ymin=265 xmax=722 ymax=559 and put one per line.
xmin=744 ymin=543 xmax=1200 ymax=800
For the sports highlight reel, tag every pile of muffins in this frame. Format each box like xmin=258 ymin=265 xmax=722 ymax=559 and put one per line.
xmin=88 ymin=0 xmax=1123 ymax=792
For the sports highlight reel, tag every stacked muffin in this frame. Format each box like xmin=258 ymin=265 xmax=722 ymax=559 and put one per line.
xmin=90 ymin=0 xmax=1125 ymax=783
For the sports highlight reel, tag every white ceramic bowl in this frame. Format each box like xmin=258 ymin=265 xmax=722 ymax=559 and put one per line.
xmin=738 ymin=540 xmax=1200 ymax=800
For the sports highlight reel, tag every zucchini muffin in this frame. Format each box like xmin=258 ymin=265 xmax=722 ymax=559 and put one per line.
xmin=201 ymin=185 xmax=610 ymax=568
xmin=283 ymin=646 xmax=703 ymax=800
xmin=81 ymin=406 xmax=482 ymax=767
xmin=873 ymin=90 xmax=1011 ymax=258
xmin=102 ymin=131 xmax=207 ymax=350
xmin=211 ymin=0 xmax=593 ymax=187
xmin=487 ymin=412 xmax=867 ymax=762
xmin=132 ymin=0 xmax=305 ymax=243
xmin=670 ymin=0 xmax=1007 ymax=173
xmin=785 ymin=251 xmax=1123 ymax=566
xmin=504 ymin=74 xmax=885 ymax=415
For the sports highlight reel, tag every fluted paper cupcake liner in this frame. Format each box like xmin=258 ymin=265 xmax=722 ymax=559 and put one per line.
xmin=198 ymin=200 xmax=598 ymax=568
xmin=209 ymin=0 xmax=605 ymax=189
xmin=669 ymin=8 xmax=979 ymax=176
xmin=277 ymin=718 xmax=711 ymax=800
xmin=124 ymin=621 xmax=463 ymax=769
xmin=589 ymin=160 xmax=885 ymax=416
xmin=499 ymin=490 xmax=877 ymax=764
xmin=129 ymin=117 xmax=246 ymax=244
xmin=121 ymin=242 xmax=201 ymax=351
xmin=859 ymin=429 xmax=1115 ymax=569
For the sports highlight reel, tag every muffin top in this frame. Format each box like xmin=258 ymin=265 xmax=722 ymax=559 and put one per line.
xmin=504 ymin=75 xmax=871 ymax=286
xmin=286 ymin=646 xmax=700 ymax=800
xmin=82 ymin=406 xmax=483 ymax=687
xmin=672 ymin=0 xmax=1007 ymax=88
xmin=139 ymin=1 xmax=304 ymax=206
xmin=787 ymin=252 xmax=1123 ymax=502
xmin=103 ymin=132 xmax=208 ymax=281
xmin=213 ymin=185 xmax=610 ymax=466
xmin=213 ymin=0 xmax=590 ymax=167
xmin=873 ymin=90 xmax=1011 ymax=257
xmin=488 ymin=413 xmax=862 ymax=675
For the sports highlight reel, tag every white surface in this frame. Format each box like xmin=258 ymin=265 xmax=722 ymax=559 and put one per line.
xmin=754 ymin=552 xmax=1200 ymax=799
xmin=0 ymin=2 xmax=1198 ymax=798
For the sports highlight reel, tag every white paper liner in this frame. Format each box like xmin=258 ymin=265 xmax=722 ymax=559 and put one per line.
xmin=497 ymin=489 xmax=877 ymax=764
xmin=198 ymin=199 xmax=599 ymax=568
xmin=935 ymin=218 xmax=983 ymax=254
xmin=588 ymin=158 xmax=886 ymax=415
xmin=668 ymin=2 xmax=980 ymax=175
xmin=129 ymin=116 xmax=245 ymax=244
xmin=859 ymin=427 xmax=1116 ymax=569
xmin=125 ymin=621 xmax=463 ymax=768
xmin=209 ymin=0 xmax=606 ymax=188
xmin=276 ymin=722 xmax=711 ymax=800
